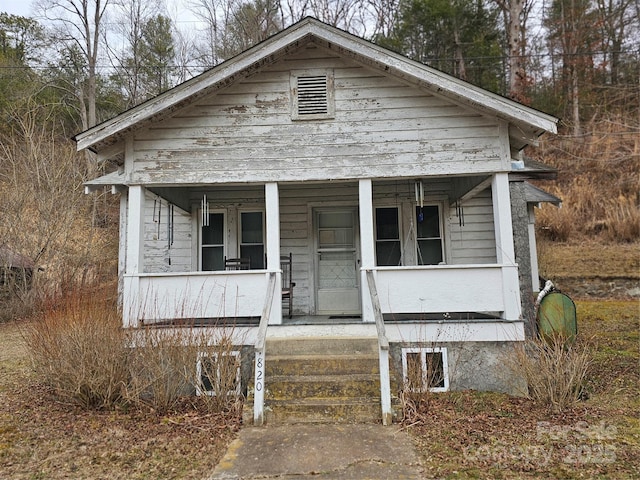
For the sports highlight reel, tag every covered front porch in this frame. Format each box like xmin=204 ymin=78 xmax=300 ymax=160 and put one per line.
xmin=117 ymin=173 xmax=522 ymax=328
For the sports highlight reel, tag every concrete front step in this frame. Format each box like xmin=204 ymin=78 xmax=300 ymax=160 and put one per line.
xmin=266 ymin=374 xmax=381 ymax=399
xmin=264 ymin=398 xmax=382 ymax=424
xmin=244 ymin=336 xmax=386 ymax=424
xmin=266 ymin=354 xmax=380 ymax=376
xmin=265 ymin=336 xmax=379 ymax=356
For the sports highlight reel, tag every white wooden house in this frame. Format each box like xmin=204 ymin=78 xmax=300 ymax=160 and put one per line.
xmin=77 ymin=18 xmax=559 ymax=425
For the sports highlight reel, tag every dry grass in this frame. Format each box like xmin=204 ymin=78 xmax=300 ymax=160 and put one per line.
xmin=406 ymin=299 xmax=639 ymax=479
xmin=0 ymin=323 xmax=239 ymax=479
xmin=534 ymin=117 xmax=640 ymax=243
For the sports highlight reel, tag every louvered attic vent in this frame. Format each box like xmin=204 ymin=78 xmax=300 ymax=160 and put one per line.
xmin=291 ymin=70 xmax=334 ymax=120
xmin=297 ymin=75 xmax=328 ymax=115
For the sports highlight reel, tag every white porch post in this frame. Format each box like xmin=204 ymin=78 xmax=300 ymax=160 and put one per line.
xmin=123 ymin=185 xmax=145 ymax=327
xmin=491 ymin=173 xmax=522 ymax=320
xmin=265 ymin=182 xmax=282 ymax=324
xmin=358 ymin=179 xmax=375 ymax=323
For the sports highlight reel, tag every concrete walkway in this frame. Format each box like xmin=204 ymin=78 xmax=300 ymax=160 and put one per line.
xmin=208 ymin=423 xmax=424 ymax=479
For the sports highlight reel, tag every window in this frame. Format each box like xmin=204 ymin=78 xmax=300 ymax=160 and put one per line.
xmin=290 ymin=70 xmax=335 ymax=120
xmin=196 ymin=351 xmax=241 ymax=396
xmin=240 ymin=211 xmax=264 ymax=269
xmin=201 ymin=212 xmax=225 ymax=271
xmin=416 ymin=205 xmax=443 ymax=265
xmin=401 ymin=347 xmax=449 ymax=393
xmin=375 ymin=207 xmax=401 ymax=266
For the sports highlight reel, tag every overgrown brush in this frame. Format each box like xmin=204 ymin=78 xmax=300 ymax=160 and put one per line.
xmin=125 ymin=327 xmax=244 ymax=414
xmin=25 ymin=288 xmax=245 ymax=414
xmin=24 ymin=288 xmax=128 ymax=409
xmin=504 ymin=334 xmax=591 ymax=413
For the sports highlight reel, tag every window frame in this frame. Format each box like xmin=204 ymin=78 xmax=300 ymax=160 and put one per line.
xmin=415 ymin=203 xmax=445 ymax=265
xmin=401 ymin=347 xmax=449 ymax=393
xmin=374 ymin=206 xmax=402 ymax=267
xmin=238 ymin=210 xmax=266 ymax=269
xmin=199 ymin=209 xmax=226 ymax=271
xmin=195 ymin=350 xmax=241 ymax=397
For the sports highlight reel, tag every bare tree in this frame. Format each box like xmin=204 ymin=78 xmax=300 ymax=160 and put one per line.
xmin=108 ymin=0 xmax=164 ymax=107
xmin=36 ymin=0 xmax=113 ymax=130
xmin=492 ymin=0 xmax=535 ymax=103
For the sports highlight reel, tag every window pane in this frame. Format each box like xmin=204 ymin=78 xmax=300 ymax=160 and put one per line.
xmin=202 ymin=246 xmax=224 ymax=271
xmin=416 ymin=206 xmax=440 ymax=238
xmin=319 ymin=211 xmax=352 ymax=229
xmin=405 ymin=352 xmax=423 ymax=392
xmin=376 ymin=208 xmax=399 ymax=240
xmin=202 ymin=213 xmax=224 ymax=245
xmin=241 ymin=212 xmax=263 ymax=244
xmin=240 ymin=245 xmax=265 ymax=269
xmin=417 ymin=239 xmax=443 ymax=265
xmin=376 ymin=241 xmax=401 ymax=266
xmin=425 ymin=352 xmax=445 ymax=388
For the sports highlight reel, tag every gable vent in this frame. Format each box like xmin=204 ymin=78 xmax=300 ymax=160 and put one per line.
xmin=297 ymin=75 xmax=328 ymax=115
xmin=291 ymin=70 xmax=334 ymax=120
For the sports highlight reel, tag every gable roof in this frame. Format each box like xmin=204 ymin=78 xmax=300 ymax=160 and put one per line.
xmin=74 ymin=17 xmax=557 ymax=154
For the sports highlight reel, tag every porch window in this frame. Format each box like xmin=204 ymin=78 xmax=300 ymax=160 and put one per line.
xmin=375 ymin=207 xmax=401 ymax=266
xmin=240 ymin=211 xmax=264 ymax=269
xmin=201 ymin=212 xmax=225 ymax=271
xmin=416 ymin=205 xmax=443 ymax=265
xmin=401 ymin=347 xmax=449 ymax=393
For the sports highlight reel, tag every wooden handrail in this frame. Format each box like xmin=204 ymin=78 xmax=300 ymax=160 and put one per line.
xmin=255 ymin=271 xmax=276 ymax=352
xmin=252 ymin=271 xmax=276 ymax=426
xmin=366 ymin=269 xmax=388 ymax=350
xmin=366 ymin=269 xmax=392 ymax=425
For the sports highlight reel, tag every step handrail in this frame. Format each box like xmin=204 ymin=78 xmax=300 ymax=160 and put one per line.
xmin=365 ymin=269 xmax=392 ymax=425
xmin=365 ymin=269 xmax=388 ymax=351
xmin=253 ymin=271 xmax=277 ymax=426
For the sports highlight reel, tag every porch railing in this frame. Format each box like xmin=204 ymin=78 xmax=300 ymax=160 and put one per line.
xmin=372 ymin=264 xmax=521 ymax=320
xmin=123 ymin=270 xmax=268 ymax=326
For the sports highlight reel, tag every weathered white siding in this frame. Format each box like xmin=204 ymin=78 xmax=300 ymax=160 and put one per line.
xmin=143 ymin=191 xmax=192 ymax=273
xmin=129 ymin=42 xmax=509 ymax=185
xmin=448 ymin=189 xmax=497 ymax=264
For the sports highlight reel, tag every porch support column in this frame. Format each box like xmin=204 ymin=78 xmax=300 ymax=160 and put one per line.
xmin=359 ymin=179 xmax=375 ymax=323
xmin=123 ymin=185 xmax=145 ymax=327
xmin=491 ymin=173 xmax=522 ymax=321
xmin=265 ymin=182 xmax=282 ymax=324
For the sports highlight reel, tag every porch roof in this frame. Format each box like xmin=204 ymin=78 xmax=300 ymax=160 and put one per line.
xmin=524 ymin=182 xmax=562 ymax=206
xmin=74 ymin=18 xmax=558 ymax=156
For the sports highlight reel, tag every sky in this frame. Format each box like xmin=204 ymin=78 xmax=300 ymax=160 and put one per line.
xmin=0 ymin=0 xmax=34 ymax=17
xmin=0 ymin=0 xmax=201 ymax=28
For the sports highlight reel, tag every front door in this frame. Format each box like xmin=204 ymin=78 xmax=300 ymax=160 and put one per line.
xmin=314 ymin=208 xmax=360 ymax=315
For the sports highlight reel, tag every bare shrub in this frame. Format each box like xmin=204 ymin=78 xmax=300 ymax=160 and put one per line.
xmin=125 ymin=327 xmax=194 ymax=413
xmin=24 ymin=287 xmax=128 ymax=409
xmin=504 ymin=335 xmax=591 ymax=413
xmin=126 ymin=326 xmax=245 ymax=415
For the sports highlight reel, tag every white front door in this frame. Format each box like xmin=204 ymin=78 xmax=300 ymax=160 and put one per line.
xmin=314 ymin=208 xmax=360 ymax=316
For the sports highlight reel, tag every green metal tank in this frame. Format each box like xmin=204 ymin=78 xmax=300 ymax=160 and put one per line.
xmin=537 ymin=292 xmax=577 ymax=342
